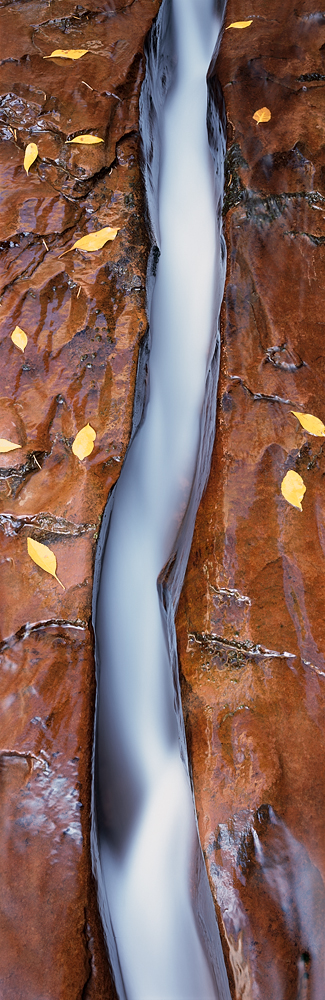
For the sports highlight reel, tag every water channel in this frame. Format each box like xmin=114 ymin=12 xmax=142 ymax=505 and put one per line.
xmin=93 ymin=2 xmax=230 ymax=997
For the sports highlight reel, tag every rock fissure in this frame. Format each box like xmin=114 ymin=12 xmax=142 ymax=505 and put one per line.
xmin=224 ymin=145 xmax=325 ymax=218
xmin=0 ymin=452 xmax=47 ymax=482
xmin=299 ymin=72 xmax=325 ymax=82
xmin=228 ymin=376 xmax=294 ymax=406
xmin=288 ymin=230 xmax=325 ymax=246
xmin=93 ymin=2 xmax=232 ymax=998
xmin=0 ymin=512 xmax=97 ymax=537
xmin=0 ymin=618 xmax=88 ymax=654
xmin=210 ymin=586 xmax=251 ymax=605
xmin=0 ymin=750 xmax=48 ymax=772
xmin=189 ymin=632 xmax=296 ymax=661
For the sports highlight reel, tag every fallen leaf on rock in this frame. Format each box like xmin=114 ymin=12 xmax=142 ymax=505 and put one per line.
xmin=59 ymin=226 xmax=119 ymax=257
xmin=0 ymin=439 xmax=21 ymax=453
xmin=281 ymin=470 xmax=306 ymax=511
xmin=253 ymin=107 xmax=271 ymax=123
xmin=24 ymin=142 xmax=38 ymax=174
xmin=27 ymin=536 xmax=65 ymax=589
xmin=67 ymin=134 xmax=104 ymax=144
xmin=291 ymin=411 xmax=325 ymax=436
xmin=44 ymin=49 xmax=88 ymax=60
xmin=11 ymin=326 xmax=28 ymax=352
xmin=72 ymin=423 xmax=96 ymax=459
xmin=226 ymin=20 xmax=253 ymax=29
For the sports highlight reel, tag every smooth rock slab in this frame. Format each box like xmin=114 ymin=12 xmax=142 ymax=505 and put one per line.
xmin=177 ymin=3 xmax=325 ymax=998
xmin=0 ymin=1 xmax=161 ymax=995
xmin=0 ymin=625 xmax=110 ymax=999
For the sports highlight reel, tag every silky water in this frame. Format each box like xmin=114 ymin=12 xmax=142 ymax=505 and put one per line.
xmin=93 ymin=2 xmax=230 ymax=998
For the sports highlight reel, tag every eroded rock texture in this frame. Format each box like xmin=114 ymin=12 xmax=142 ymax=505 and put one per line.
xmin=177 ymin=4 xmax=325 ymax=998
xmin=0 ymin=1 xmax=161 ymax=996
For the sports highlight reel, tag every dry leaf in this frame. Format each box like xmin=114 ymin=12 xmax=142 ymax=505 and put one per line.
xmin=59 ymin=226 xmax=119 ymax=257
xmin=281 ymin=470 xmax=306 ymax=511
xmin=11 ymin=326 xmax=28 ymax=352
xmin=67 ymin=134 xmax=104 ymax=144
xmin=0 ymin=439 xmax=21 ymax=453
xmin=44 ymin=49 xmax=88 ymax=60
xmin=72 ymin=423 xmax=96 ymax=460
xmin=291 ymin=411 xmax=325 ymax=437
xmin=27 ymin=536 xmax=65 ymax=589
xmin=24 ymin=142 xmax=38 ymax=174
xmin=226 ymin=20 xmax=253 ymax=29
xmin=253 ymin=107 xmax=272 ymax=123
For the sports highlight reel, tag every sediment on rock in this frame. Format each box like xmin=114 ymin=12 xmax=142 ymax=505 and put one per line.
xmin=177 ymin=4 xmax=325 ymax=998
xmin=0 ymin=2 xmax=161 ymax=996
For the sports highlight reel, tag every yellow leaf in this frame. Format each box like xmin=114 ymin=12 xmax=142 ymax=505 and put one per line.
xmin=24 ymin=142 xmax=38 ymax=174
xmin=27 ymin=536 xmax=65 ymax=589
xmin=226 ymin=20 xmax=253 ymax=29
xmin=44 ymin=49 xmax=88 ymax=60
xmin=291 ymin=411 xmax=325 ymax=437
xmin=11 ymin=326 xmax=28 ymax=352
xmin=0 ymin=439 xmax=22 ymax=453
xmin=253 ymin=107 xmax=272 ymax=123
xmin=72 ymin=423 xmax=96 ymax=460
xmin=67 ymin=135 xmax=104 ymax=144
xmin=281 ymin=470 xmax=306 ymax=511
xmin=59 ymin=226 xmax=119 ymax=257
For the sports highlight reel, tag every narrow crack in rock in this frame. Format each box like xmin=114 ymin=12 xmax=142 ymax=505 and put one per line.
xmin=189 ymin=632 xmax=296 ymax=660
xmin=0 ymin=512 xmax=97 ymax=537
xmin=0 ymin=618 xmax=88 ymax=654
xmin=228 ymin=376 xmax=294 ymax=406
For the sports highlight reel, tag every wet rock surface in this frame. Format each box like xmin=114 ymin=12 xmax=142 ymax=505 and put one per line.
xmin=177 ymin=4 xmax=325 ymax=998
xmin=0 ymin=1 xmax=161 ymax=996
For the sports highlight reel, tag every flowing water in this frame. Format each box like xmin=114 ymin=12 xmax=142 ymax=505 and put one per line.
xmin=93 ymin=1 xmax=230 ymax=997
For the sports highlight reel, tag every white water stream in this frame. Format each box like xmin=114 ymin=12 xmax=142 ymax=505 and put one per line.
xmin=93 ymin=1 xmax=230 ymax=997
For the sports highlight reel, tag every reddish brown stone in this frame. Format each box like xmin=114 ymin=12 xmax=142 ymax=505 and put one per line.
xmin=0 ymin=627 xmax=97 ymax=999
xmin=0 ymin=1 xmax=161 ymax=996
xmin=177 ymin=3 xmax=325 ymax=997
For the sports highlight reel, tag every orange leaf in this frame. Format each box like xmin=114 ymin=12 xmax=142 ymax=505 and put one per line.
xmin=11 ymin=327 xmax=28 ymax=352
xmin=44 ymin=49 xmax=88 ymax=60
xmin=59 ymin=226 xmax=119 ymax=257
xmin=281 ymin=470 xmax=306 ymax=511
xmin=27 ymin=537 xmax=65 ymax=589
xmin=226 ymin=20 xmax=253 ymax=29
xmin=72 ymin=423 xmax=96 ymax=460
xmin=67 ymin=135 xmax=104 ymax=144
xmin=0 ymin=439 xmax=21 ymax=453
xmin=253 ymin=107 xmax=271 ymax=123
xmin=24 ymin=142 xmax=38 ymax=174
xmin=291 ymin=411 xmax=325 ymax=437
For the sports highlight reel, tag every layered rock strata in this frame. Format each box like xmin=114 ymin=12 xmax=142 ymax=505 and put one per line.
xmin=0 ymin=2 xmax=161 ymax=996
xmin=177 ymin=3 xmax=325 ymax=998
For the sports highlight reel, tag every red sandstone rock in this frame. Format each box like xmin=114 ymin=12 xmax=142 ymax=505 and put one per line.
xmin=177 ymin=3 xmax=325 ymax=997
xmin=3 ymin=0 xmax=325 ymax=996
xmin=0 ymin=627 xmax=96 ymax=998
xmin=0 ymin=2 xmax=161 ymax=996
